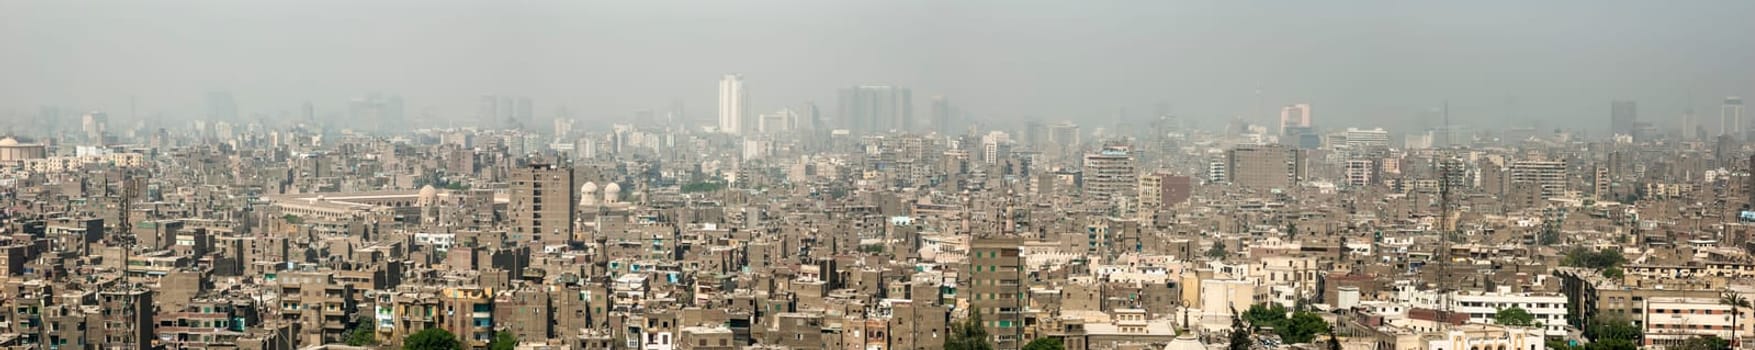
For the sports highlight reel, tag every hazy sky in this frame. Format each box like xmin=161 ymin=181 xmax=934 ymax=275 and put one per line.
xmin=3 ymin=0 xmax=1753 ymax=133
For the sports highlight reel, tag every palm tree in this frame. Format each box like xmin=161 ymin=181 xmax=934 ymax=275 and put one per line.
xmin=1721 ymin=291 xmax=1749 ymax=347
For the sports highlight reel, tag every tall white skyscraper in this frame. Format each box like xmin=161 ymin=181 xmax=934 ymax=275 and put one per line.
xmin=718 ymin=74 xmax=746 ymax=134
xmin=1725 ymin=97 xmax=1745 ymax=137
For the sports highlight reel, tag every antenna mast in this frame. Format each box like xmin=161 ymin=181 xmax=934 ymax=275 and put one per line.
xmin=1436 ymin=152 xmax=1459 ymax=330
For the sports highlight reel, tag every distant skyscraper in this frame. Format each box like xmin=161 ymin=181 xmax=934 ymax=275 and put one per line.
xmin=205 ymin=91 xmax=239 ymax=122
xmin=757 ymin=108 xmax=798 ymax=133
xmin=478 ymin=95 xmax=531 ymax=129
xmin=81 ymin=111 xmax=108 ymax=144
xmin=803 ymin=102 xmax=822 ymax=131
xmin=1278 ymin=103 xmax=1311 ymax=135
xmin=515 ymin=97 xmax=534 ymax=126
xmin=300 ymin=101 xmax=316 ymax=124
xmin=718 ymin=74 xmax=746 ymax=134
xmin=498 ymin=96 xmax=515 ymax=124
xmin=1049 ymin=122 xmax=1080 ymax=148
xmin=1680 ymin=108 xmax=1695 ymax=141
xmin=479 ymin=95 xmax=500 ymax=128
xmin=837 ymin=85 xmax=913 ymax=133
xmin=1610 ymin=100 xmax=1637 ymax=136
xmin=931 ymin=96 xmax=952 ymax=135
xmin=668 ymin=99 xmax=686 ymax=127
xmin=1024 ymin=121 xmax=1048 ymax=147
xmin=348 ymin=94 xmax=404 ymax=133
xmin=1726 ymin=97 xmax=1745 ymax=137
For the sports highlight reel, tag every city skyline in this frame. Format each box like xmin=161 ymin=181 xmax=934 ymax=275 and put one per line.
xmin=3 ymin=1 xmax=1754 ymax=133
xmin=4 ymin=3 xmax=1755 ymax=349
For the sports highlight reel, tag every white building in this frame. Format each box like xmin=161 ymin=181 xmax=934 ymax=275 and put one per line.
xmin=741 ymin=138 xmax=772 ymax=160
xmin=413 ymin=232 xmax=456 ymax=252
xmin=1196 ymin=278 xmax=1264 ymax=321
xmin=1397 ymin=286 xmax=1569 ymax=337
xmin=1452 ymin=290 xmax=1568 ymax=337
xmin=718 ymin=74 xmax=746 ymax=134
xmin=1509 ymin=161 xmax=1568 ymax=199
xmin=1641 ymin=297 xmax=1742 ymax=348
xmin=1345 ymin=128 xmax=1391 ymax=149
xmin=757 ymin=108 xmax=797 ymax=133
xmin=1345 ymin=159 xmax=1375 ymax=187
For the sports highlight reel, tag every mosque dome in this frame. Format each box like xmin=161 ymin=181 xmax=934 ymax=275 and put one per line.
xmin=1164 ymin=334 xmax=1205 ymax=350
xmin=418 ymin=185 xmax=439 ymax=204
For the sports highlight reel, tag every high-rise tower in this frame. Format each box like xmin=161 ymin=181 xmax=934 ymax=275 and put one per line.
xmin=1610 ymin=100 xmax=1637 ymax=136
xmin=1726 ymin=97 xmax=1746 ymax=138
xmin=511 ymin=162 xmax=577 ymax=246
xmin=718 ymin=74 xmax=746 ymax=134
xmin=1278 ymin=103 xmax=1311 ymax=135
xmin=837 ymin=84 xmax=913 ymax=133
xmin=931 ymin=95 xmax=952 ymax=135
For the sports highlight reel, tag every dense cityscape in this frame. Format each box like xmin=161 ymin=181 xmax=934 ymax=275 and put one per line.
xmin=5 ymin=2 xmax=1755 ymax=350
xmin=1 ymin=78 xmax=1751 ymax=350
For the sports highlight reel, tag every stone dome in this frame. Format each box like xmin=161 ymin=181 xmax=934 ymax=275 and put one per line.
xmin=417 ymin=185 xmax=439 ymax=204
xmin=581 ymin=182 xmax=599 ymax=194
xmin=603 ymin=183 xmax=622 ymax=203
xmin=0 ymin=137 xmax=17 ymax=146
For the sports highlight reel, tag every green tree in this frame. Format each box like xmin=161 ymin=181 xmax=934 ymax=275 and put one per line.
xmin=1492 ymin=307 xmax=1536 ymax=327
xmin=1275 ymin=311 xmax=1330 ymax=344
xmin=946 ymin=311 xmax=993 ymax=350
xmin=489 ymin=331 xmax=517 ymax=350
xmin=1022 ymin=337 xmax=1065 ymax=350
xmin=1561 ymin=248 xmax=1626 ymax=269
xmin=1537 ymin=230 xmax=1560 ymax=245
xmin=1242 ymin=304 xmax=1288 ymax=332
xmin=1584 ymin=314 xmax=1640 ymax=343
xmin=1207 ymin=241 xmax=1228 ymax=259
xmin=1721 ymin=292 xmax=1748 ymax=344
xmin=342 ymin=321 xmax=378 ymax=346
xmin=1228 ymin=308 xmax=1253 ymax=350
xmin=404 ymin=328 xmax=462 ymax=350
